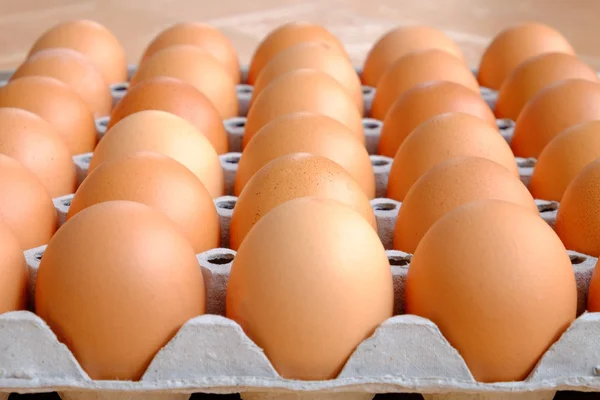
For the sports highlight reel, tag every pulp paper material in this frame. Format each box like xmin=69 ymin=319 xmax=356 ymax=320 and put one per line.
xmin=516 ymin=157 xmax=536 ymax=187
xmin=498 ymin=119 xmax=515 ymax=144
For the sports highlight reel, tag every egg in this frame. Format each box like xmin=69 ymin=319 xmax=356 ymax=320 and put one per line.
xmin=28 ymin=20 xmax=127 ymax=84
xmin=67 ymin=152 xmax=219 ymax=254
xmin=108 ymin=77 xmax=228 ymax=154
xmin=35 ymin=200 xmax=205 ymax=380
xmin=588 ymin=264 xmax=600 ymax=312
xmin=405 ymin=199 xmax=577 ymax=382
xmin=0 ymin=154 xmax=57 ymax=249
xmin=394 ymin=157 xmax=537 ymax=254
xmin=130 ymin=45 xmax=238 ymax=119
xmin=236 ymin=112 xmax=374 ymax=198
xmin=226 ymin=197 xmax=393 ymax=380
xmin=11 ymin=48 xmax=112 ymax=118
xmin=90 ymin=110 xmax=224 ymax=198
xmin=230 ymin=153 xmax=376 ymax=250
xmin=244 ymin=69 xmax=363 ymax=147
xmin=362 ymin=25 xmax=465 ymax=87
xmin=247 ymin=22 xmax=347 ymax=84
xmin=511 ymin=79 xmax=600 ymax=158
xmin=252 ymin=42 xmax=363 ymax=113
xmin=0 ymin=108 xmax=76 ymax=197
xmin=140 ymin=22 xmax=240 ymax=83
xmin=378 ymin=81 xmax=497 ymax=158
xmin=495 ymin=53 xmax=598 ymax=120
xmin=371 ymin=49 xmax=480 ymax=120
xmin=478 ymin=22 xmax=575 ymax=90
xmin=0 ymin=220 xmax=28 ymax=313
xmin=387 ymin=113 xmax=518 ymax=201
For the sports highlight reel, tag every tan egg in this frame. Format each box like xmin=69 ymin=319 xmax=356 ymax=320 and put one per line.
xmin=109 ymin=77 xmax=228 ymax=154
xmin=0 ymin=154 xmax=57 ymax=249
xmin=28 ymin=20 xmax=127 ymax=84
xmin=35 ymin=200 xmax=205 ymax=380
xmin=405 ymin=199 xmax=576 ymax=382
xmin=230 ymin=153 xmax=376 ymax=250
xmin=511 ymin=79 xmax=600 ymax=158
xmin=226 ymin=197 xmax=393 ymax=380
xmin=140 ymin=22 xmax=240 ymax=83
xmin=496 ymin=53 xmax=598 ymax=120
xmin=0 ymin=220 xmax=28 ymax=313
xmin=90 ymin=110 xmax=224 ymax=198
xmin=387 ymin=113 xmax=518 ymax=201
xmin=252 ymin=42 xmax=363 ymax=113
xmin=67 ymin=152 xmax=219 ymax=254
xmin=236 ymin=112 xmax=374 ymax=198
xmin=130 ymin=45 xmax=237 ymax=119
xmin=0 ymin=108 xmax=76 ymax=197
xmin=478 ymin=23 xmax=575 ymax=90
xmin=371 ymin=49 xmax=480 ymax=120
xmin=362 ymin=25 xmax=465 ymax=87
xmin=0 ymin=76 xmax=96 ymax=155
xmin=394 ymin=157 xmax=537 ymax=254
xmin=247 ymin=22 xmax=347 ymax=84
xmin=244 ymin=69 xmax=363 ymax=147
xmin=378 ymin=81 xmax=497 ymax=158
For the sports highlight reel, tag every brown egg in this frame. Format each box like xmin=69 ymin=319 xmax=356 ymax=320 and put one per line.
xmin=478 ymin=23 xmax=575 ymax=90
xmin=28 ymin=20 xmax=127 ymax=84
xmin=236 ymin=112 xmax=374 ymax=198
xmin=511 ymin=79 xmax=600 ymax=158
xmin=244 ymin=69 xmax=363 ymax=147
xmin=378 ymin=81 xmax=497 ymax=158
xmin=68 ymin=152 xmax=219 ymax=254
xmin=405 ymin=199 xmax=576 ymax=382
xmin=230 ymin=153 xmax=376 ymax=250
xmin=130 ymin=45 xmax=237 ymax=119
xmin=247 ymin=22 xmax=347 ymax=84
xmin=362 ymin=25 xmax=465 ymax=87
xmin=140 ymin=22 xmax=240 ymax=83
xmin=109 ymin=77 xmax=228 ymax=154
xmin=11 ymin=48 xmax=112 ymax=117
xmin=371 ymin=49 xmax=480 ymax=120
xmin=496 ymin=53 xmax=598 ymax=120
xmin=226 ymin=197 xmax=393 ymax=380
xmin=387 ymin=113 xmax=518 ymax=201
xmin=0 ymin=220 xmax=28 ymax=313
xmin=394 ymin=157 xmax=537 ymax=254
xmin=35 ymin=200 xmax=205 ymax=380
xmin=0 ymin=76 xmax=96 ymax=155
xmin=90 ymin=110 xmax=224 ymax=198
xmin=0 ymin=154 xmax=57 ymax=249
xmin=0 ymin=108 xmax=76 ymax=197
xmin=252 ymin=42 xmax=363 ymax=113
xmin=588 ymin=264 xmax=600 ymax=312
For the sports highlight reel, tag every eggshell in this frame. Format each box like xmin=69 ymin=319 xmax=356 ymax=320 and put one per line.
xmin=0 ymin=108 xmax=76 ymax=197
xmin=247 ymin=22 xmax=347 ymax=84
xmin=588 ymin=263 xmax=600 ymax=312
xmin=226 ymin=197 xmax=393 ymax=380
xmin=496 ymin=53 xmax=598 ymax=120
xmin=405 ymin=199 xmax=577 ymax=382
xmin=252 ymin=42 xmax=363 ymax=113
xmin=0 ymin=220 xmax=28 ymax=313
xmin=511 ymin=79 xmax=600 ymax=158
xmin=130 ymin=45 xmax=238 ymax=119
xmin=478 ymin=22 xmax=575 ymax=90
xmin=68 ymin=152 xmax=220 ymax=254
xmin=378 ymin=81 xmax=497 ymax=158
xmin=394 ymin=156 xmax=537 ymax=254
xmin=90 ymin=110 xmax=224 ymax=198
xmin=35 ymin=200 xmax=206 ymax=380
xmin=236 ymin=112 xmax=374 ymax=198
xmin=109 ymin=77 xmax=228 ymax=154
xmin=0 ymin=154 xmax=57 ymax=250
xmin=28 ymin=20 xmax=127 ymax=84
xmin=244 ymin=69 xmax=363 ymax=147
xmin=140 ymin=22 xmax=240 ymax=83
xmin=387 ymin=112 xmax=518 ymax=202
xmin=362 ymin=25 xmax=465 ymax=87
xmin=230 ymin=153 xmax=376 ymax=250
xmin=371 ymin=49 xmax=480 ymax=120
